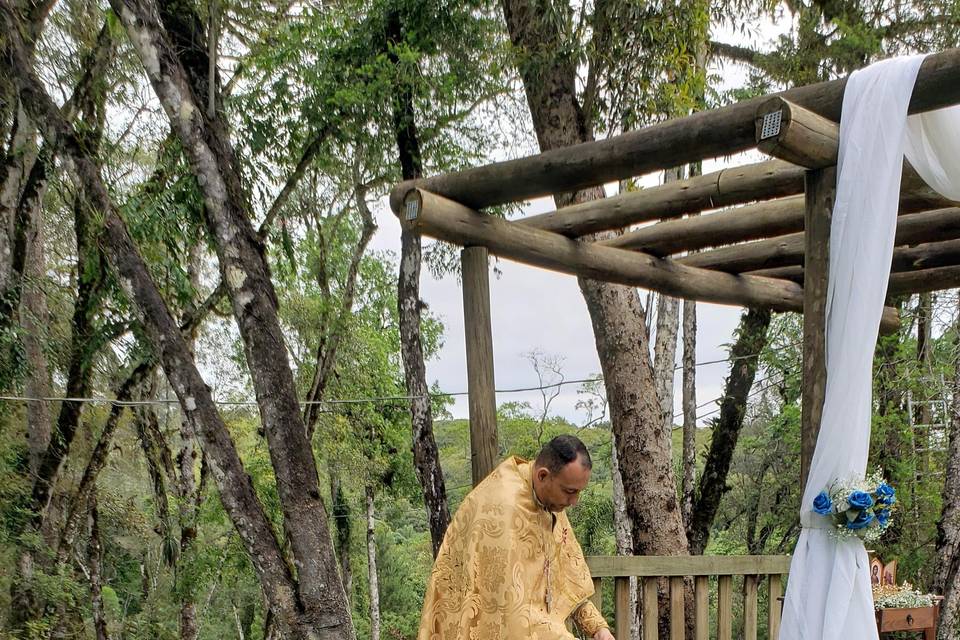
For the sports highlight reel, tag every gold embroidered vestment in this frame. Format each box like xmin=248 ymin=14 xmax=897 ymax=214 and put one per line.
xmin=418 ymin=457 xmax=609 ymax=639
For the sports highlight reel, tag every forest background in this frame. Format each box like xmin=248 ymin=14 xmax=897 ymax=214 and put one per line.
xmin=1 ymin=0 xmax=960 ymax=639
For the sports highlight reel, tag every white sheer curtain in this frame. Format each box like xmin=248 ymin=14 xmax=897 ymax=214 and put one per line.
xmin=781 ymin=55 xmax=960 ymax=640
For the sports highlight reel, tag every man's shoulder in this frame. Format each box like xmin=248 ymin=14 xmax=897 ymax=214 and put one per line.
xmin=461 ymin=456 xmax=530 ymax=508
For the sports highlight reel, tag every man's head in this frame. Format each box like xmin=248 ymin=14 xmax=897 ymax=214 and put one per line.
xmin=532 ymin=435 xmax=592 ymax=512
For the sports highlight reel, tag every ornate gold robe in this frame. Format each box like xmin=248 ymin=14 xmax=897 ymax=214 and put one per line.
xmin=418 ymin=457 xmax=609 ymax=639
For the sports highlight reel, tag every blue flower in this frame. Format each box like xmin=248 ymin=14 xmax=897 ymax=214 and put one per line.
xmin=847 ymin=509 xmax=875 ymax=530
xmin=812 ymin=491 xmax=833 ymax=515
xmin=876 ymin=508 xmax=892 ymax=527
xmin=847 ymin=490 xmax=874 ymax=510
xmin=875 ymin=483 xmax=896 ymax=505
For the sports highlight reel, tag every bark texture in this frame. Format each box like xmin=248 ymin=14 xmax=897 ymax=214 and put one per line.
xmin=366 ymin=485 xmax=381 ymax=640
xmin=935 ymin=302 xmax=960 ymax=639
xmin=88 ymin=493 xmax=110 ymax=640
xmin=687 ymin=307 xmax=771 ymax=555
xmin=680 ymin=298 xmax=697 ymax=529
xmin=387 ymin=8 xmax=450 ymax=558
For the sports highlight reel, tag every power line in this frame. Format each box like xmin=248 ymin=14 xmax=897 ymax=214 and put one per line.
xmin=0 ymin=342 xmax=799 ymax=408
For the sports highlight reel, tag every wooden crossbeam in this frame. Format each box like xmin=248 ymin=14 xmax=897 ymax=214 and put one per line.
xmin=605 ymin=185 xmax=954 ymax=256
xmin=757 ymin=99 xmax=839 ymax=168
xmin=601 ymin=196 xmax=804 ymax=256
xmin=520 ymin=159 xmax=802 ymax=236
xmin=755 ymin=96 xmax=940 ymax=209
xmin=399 ymin=188 xmax=900 ymax=332
xmin=680 ymin=207 xmax=960 ymax=273
xmin=750 ymin=265 xmax=960 ymax=297
xmin=389 ymin=49 xmax=960 ymax=213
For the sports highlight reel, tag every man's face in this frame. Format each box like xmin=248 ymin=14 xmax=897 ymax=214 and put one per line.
xmin=534 ymin=459 xmax=591 ymax=512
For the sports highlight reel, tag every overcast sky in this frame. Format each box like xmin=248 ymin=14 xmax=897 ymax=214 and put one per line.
xmin=368 ymin=168 xmax=752 ymax=427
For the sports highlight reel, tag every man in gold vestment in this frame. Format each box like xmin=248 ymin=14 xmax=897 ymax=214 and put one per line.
xmin=418 ymin=435 xmax=614 ymax=640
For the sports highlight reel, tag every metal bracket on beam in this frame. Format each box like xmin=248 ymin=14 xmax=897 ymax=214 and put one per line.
xmin=404 ymin=192 xmax=421 ymax=221
xmin=759 ymin=110 xmax=783 ymax=140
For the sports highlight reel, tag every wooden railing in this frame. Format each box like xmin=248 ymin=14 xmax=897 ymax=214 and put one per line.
xmin=584 ymin=555 xmax=791 ymax=640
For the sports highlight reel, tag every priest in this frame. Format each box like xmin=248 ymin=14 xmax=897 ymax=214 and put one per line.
xmin=418 ymin=435 xmax=614 ymax=640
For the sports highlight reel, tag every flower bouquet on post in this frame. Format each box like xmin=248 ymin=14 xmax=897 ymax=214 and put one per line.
xmin=811 ymin=468 xmax=896 ymax=543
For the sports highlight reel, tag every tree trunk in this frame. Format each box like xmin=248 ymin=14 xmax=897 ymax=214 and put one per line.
xmin=653 ymin=168 xmax=683 ymax=444
xmin=27 ymin=20 xmax=114 ymax=528
xmin=500 ymin=3 xmax=691 ymax=636
xmin=366 ymin=485 xmax=381 ymax=640
xmin=0 ymin=12 xmax=321 ymax=634
xmin=178 ymin=243 xmax=202 ymax=640
xmin=22 ymin=183 xmax=50 ymax=476
xmin=935 ymin=297 xmax=960 ymax=639
xmin=88 ymin=492 xmax=110 ymax=640
xmin=331 ymin=474 xmax=353 ymax=603
xmin=681 ymin=297 xmax=697 ymax=529
xmin=58 ymin=358 xmax=152 ymax=558
xmin=387 ymin=8 xmax=450 ymax=558
xmin=104 ymin=0 xmax=352 ymax=632
xmin=687 ymin=308 xmax=771 ymax=555
xmin=653 ymin=292 xmax=680 ymax=438
xmin=611 ymin=439 xmax=639 ymax=640
xmin=134 ymin=392 xmax=177 ymax=566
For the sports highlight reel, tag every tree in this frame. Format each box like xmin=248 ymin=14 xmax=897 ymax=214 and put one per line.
xmin=1 ymin=0 xmax=354 ymax=635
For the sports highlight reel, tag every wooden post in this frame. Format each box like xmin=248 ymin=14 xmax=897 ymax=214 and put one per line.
xmin=693 ymin=576 xmax=709 ymax=640
xmin=801 ymin=167 xmax=835 ymax=495
xmin=717 ymin=575 xmax=733 ymax=640
xmin=615 ymin=576 xmax=631 ymax=640
xmin=462 ymin=246 xmax=498 ymax=485
xmin=768 ymin=574 xmax=783 ymax=640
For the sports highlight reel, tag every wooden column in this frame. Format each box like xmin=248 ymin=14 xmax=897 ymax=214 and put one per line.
xmin=801 ymin=167 xmax=834 ymax=495
xmin=462 ymin=246 xmax=498 ymax=485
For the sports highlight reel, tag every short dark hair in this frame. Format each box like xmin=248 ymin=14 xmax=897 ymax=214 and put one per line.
xmin=535 ymin=435 xmax=592 ymax=473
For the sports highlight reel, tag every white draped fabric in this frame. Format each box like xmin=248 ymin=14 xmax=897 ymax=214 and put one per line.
xmin=781 ymin=55 xmax=960 ymax=640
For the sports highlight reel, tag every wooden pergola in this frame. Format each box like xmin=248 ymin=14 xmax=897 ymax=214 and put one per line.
xmin=390 ymin=49 xmax=960 ymax=491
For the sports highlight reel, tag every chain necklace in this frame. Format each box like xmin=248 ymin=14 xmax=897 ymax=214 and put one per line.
xmin=532 ymin=474 xmax=556 ymax=615
xmin=541 ymin=510 xmax=556 ymax=614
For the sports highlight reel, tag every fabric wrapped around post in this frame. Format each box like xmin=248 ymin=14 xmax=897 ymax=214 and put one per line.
xmin=781 ymin=55 xmax=960 ymax=640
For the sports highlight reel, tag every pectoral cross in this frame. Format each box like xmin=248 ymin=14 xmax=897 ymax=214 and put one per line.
xmin=544 ymin=557 xmax=552 ymax=613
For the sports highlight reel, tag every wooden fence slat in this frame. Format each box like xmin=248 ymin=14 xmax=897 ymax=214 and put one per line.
xmin=615 ymin=576 xmax=630 ymax=640
xmin=591 ymin=577 xmax=603 ymax=613
xmin=642 ymin=577 xmax=659 ymax=640
xmin=670 ymin=577 xmax=685 ymax=640
xmin=768 ymin=574 xmax=783 ymax=640
xmin=694 ymin=576 xmax=709 ymax=640
xmin=744 ymin=575 xmax=759 ymax=640
xmin=718 ymin=575 xmax=733 ymax=640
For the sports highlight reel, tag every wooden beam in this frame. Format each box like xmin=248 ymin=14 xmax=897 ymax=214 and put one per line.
xmin=757 ymin=98 xmax=840 ymax=168
xmin=401 ymin=189 xmax=901 ymax=332
xmin=608 ymin=187 xmax=956 ymax=256
xmin=600 ymin=196 xmax=805 ymax=256
xmin=888 ymin=266 xmax=960 ymax=296
xmin=748 ymin=266 xmax=803 ymax=282
xmin=462 ymin=246 xmax=498 ymax=486
xmin=681 ymin=207 xmax=960 ymax=273
xmin=522 ymin=159 xmax=803 ymax=237
xmin=754 ymin=259 xmax=960 ymax=296
xmin=891 ymin=238 xmax=960 ymax=272
xmin=389 ymin=49 xmax=960 ymax=213
xmin=801 ymin=167 xmax=833 ymax=497
xmin=403 ymin=188 xmax=803 ymax=309
xmin=585 ymin=554 xmax=792 ymax=578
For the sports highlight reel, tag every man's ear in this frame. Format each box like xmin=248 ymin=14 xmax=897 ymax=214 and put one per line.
xmin=536 ymin=467 xmax=550 ymax=482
